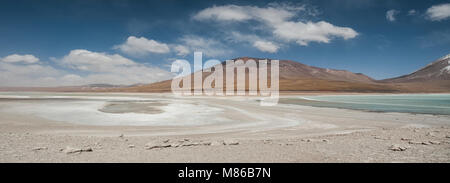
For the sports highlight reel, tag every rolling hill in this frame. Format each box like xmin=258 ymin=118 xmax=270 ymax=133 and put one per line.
xmin=111 ymin=57 xmax=395 ymax=93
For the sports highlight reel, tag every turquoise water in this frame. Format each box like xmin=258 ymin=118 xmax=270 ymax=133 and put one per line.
xmin=280 ymin=94 xmax=450 ymax=115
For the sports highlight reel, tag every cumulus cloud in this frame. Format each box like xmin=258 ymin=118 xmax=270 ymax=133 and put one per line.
xmin=193 ymin=4 xmax=303 ymax=24
xmin=114 ymin=36 xmax=170 ymax=56
xmin=426 ymin=3 xmax=450 ymax=21
xmin=193 ymin=5 xmax=253 ymax=22
xmin=408 ymin=9 xmax=416 ymax=16
xmin=386 ymin=9 xmax=399 ymax=22
xmin=227 ymin=32 xmax=281 ymax=53
xmin=0 ymin=50 xmax=173 ymax=87
xmin=273 ymin=21 xmax=358 ymax=45
xmin=252 ymin=41 xmax=279 ymax=53
xmin=0 ymin=54 xmax=39 ymax=64
xmin=57 ymin=49 xmax=173 ymax=84
xmin=0 ymin=60 xmax=64 ymax=87
xmin=193 ymin=4 xmax=358 ymax=47
xmin=60 ymin=49 xmax=135 ymax=72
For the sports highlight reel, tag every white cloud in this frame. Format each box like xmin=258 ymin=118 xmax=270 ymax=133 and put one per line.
xmin=173 ymin=45 xmax=190 ymax=56
xmin=228 ymin=32 xmax=281 ymax=53
xmin=251 ymin=4 xmax=303 ymax=25
xmin=0 ymin=50 xmax=173 ymax=87
xmin=253 ymin=41 xmax=279 ymax=53
xmin=60 ymin=49 xmax=135 ymax=72
xmin=408 ymin=9 xmax=416 ymax=16
xmin=426 ymin=3 xmax=450 ymax=21
xmin=114 ymin=36 xmax=170 ymax=56
xmin=193 ymin=4 xmax=358 ymax=46
xmin=193 ymin=5 xmax=252 ymax=22
xmin=0 ymin=61 xmax=64 ymax=87
xmin=193 ymin=3 xmax=306 ymax=24
xmin=0 ymin=54 xmax=39 ymax=64
xmin=178 ymin=35 xmax=232 ymax=57
xmin=273 ymin=21 xmax=358 ymax=45
xmin=386 ymin=9 xmax=399 ymax=22
xmin=57 ymin=49 xmax=173 ymax=84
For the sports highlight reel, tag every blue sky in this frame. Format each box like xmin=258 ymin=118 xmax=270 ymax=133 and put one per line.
xmin=0 ymin=0 xmax=449 ymax=86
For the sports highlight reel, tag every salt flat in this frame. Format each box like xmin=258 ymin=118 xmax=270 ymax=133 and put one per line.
xmin=0 ymin=92 xmax=449 ymax=162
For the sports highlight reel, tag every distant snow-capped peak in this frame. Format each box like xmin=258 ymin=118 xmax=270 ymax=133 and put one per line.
xmin=439 ymin=54 xmax=450 ymax=61
xmin=442 ymin=65 xmax=450 ymax=74
xmin=427 ymin=54 xmax=450 ymax=67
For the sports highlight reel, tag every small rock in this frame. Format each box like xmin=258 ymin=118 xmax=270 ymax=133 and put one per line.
xmin=413 ymin=129 xmax=419 ymax=133
xmin=81 ymin=147 xmax=93 ymax=152
xmin=408 ymin=141 xmax=423 ymax=145
xmin=62 ymin=146 xmax=82 ymax=154
xmin=302 ymin=139 xmax=328 ymax=142
xmin=224 ymin=139 xmax=239 ymax=145
xmin=426 ymin=132 xmax=435 ymax=137
xmin=61 ymin=146 xmax=92 ymax=154
xmin=202 ymin=142 xmax=212 ymax=146
xmin=445 ymin=135 xmax=450 ymax=138
xmin=119 ymin=134 xmax=124 ymax=138
xmin=389 ymin=145 xmax=407 ymax=151
xmin=145 ymin=142 xmax=171 ymax=150
xmin=182 ymin=142 xmax=201 ymax=147
xmin=170 ymin=141 xmax=184 ymax=148
xmin=32 ymin=147 xmax=48 ymax=151
xmin=429 ymin=141 xmax=441 ymax=145
xmin=128 ymin=145 xmax=135 ymax=148
xmin=374 ymin=136 xmax=390 ymax=140
xmin=162 ymin=139 xmax=170 ymax=143
xmin=408 ymin=141 xmax=436 ymax=145
xmin=401 ymin=138 xmax=412 ymax=141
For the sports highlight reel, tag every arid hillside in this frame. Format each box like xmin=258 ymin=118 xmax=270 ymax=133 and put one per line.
xmin=2 ymin=55 xmax=449 ymax=93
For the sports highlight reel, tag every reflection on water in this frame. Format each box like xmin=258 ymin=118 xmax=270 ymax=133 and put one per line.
xmin=280 ymin=94 xmax=450 ymax=115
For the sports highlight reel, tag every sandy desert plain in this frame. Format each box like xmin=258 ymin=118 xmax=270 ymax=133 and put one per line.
xmin=0 ymin=92 xmax=449 ymax=163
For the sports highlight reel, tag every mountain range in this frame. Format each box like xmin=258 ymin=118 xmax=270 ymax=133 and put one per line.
xmin=1 ymin=54 xmax=449 ymax=93
xmin=110 ymin=54 xmax=450 ymax=93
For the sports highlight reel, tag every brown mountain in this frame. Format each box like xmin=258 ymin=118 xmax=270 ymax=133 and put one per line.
xmin=381 ymin=54 xmax=450 ymax=83
xmin=113 ymin=57 xmax=397 ymax=93
xmin=377 ymin=54 xmax=450 ymax=92
xmin=4 ymin=55 xmax=448 ymax=93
